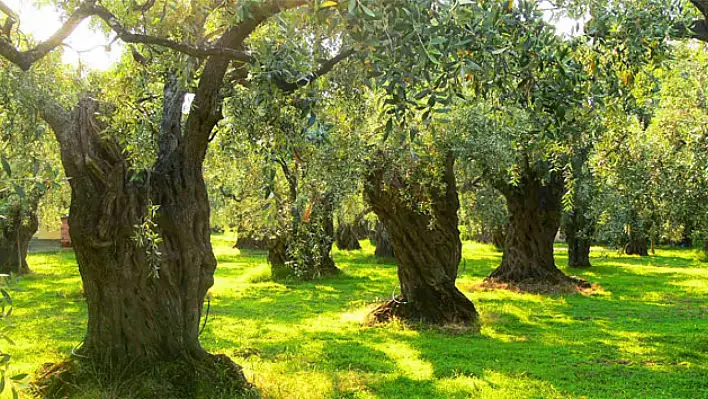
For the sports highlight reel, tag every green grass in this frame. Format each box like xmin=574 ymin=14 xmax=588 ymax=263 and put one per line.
xmin=10 ymin=236 xmax=708 ymax=398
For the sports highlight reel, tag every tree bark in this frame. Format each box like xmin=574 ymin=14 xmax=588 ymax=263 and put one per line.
xmin=336 ymin=222 xmax=362 ymax=250
xmin=364 ymin=153 xmax=478 ymax=325
xmin=0 ymin=201 xmax=39 ymax=275
xmin=564 ymin=210 xmax=593 ymax=268
xmin=373 ymin=221 xmax=395 ymax=258
xmin=46 ymin=98 xmax=246 ymax=383
xmin=488 ymin=173 xmax=581 ymax=286
xmin=625 ymin=235 xmax=649 ymax=256
xmin=567 ymin=232 xmax=592 ymax=268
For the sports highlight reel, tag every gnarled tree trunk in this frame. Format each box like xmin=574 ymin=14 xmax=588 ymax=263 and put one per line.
xmin=0 ymin=201 xmax=40 ymax=275
xmin=364 ymin=153 xmax=478 ymax=325
xmin=336 ymin=223 xmax=361 ymax=250
xmin=564 ymin=208 xmax=593 ymax=268
xmin=372 ymin=221 xmax=394 ymax=258
xmin=625 ymin=235 xmax=649 ymax=256
xmin=488 ymin=173 xmax=580 ymax=286
xmin=56 ymin=97 xmax=245 ymax=385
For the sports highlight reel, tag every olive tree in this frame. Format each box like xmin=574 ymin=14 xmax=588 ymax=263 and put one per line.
xmin=0 ymin=0 xmax=357 ymax=391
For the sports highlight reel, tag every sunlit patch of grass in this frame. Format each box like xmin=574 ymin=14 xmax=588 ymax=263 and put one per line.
xmin=9 ymin=237 xmax=708 ymax=398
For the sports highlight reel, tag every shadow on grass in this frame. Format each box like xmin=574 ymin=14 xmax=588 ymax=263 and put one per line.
xmin=13 ymin=239 xmax=708 ymax=399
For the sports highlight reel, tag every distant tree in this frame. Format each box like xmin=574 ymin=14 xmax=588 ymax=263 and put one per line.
xmin=0 ymin=80 xmax=60 ymax=274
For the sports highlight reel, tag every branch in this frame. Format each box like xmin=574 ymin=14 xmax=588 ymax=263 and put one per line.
xmin=273 ymin=48 xmax=355 ymax=92
xmin=133 ymin=0 xmax=156 ymax=12
xmin=0 ymin=0 xmax=16 ymax=37
xmin=0 ymin=1 xmax=253 ymax=71
xmin=0 ymin=1 xmax=95 ymax=71
xmin=91 ymin=5 xmax=253 ymax=63
xmin=181 ymin=0 xmax=310 ymax=165
xmin=219 ymin=185 xmax=243 ymax=202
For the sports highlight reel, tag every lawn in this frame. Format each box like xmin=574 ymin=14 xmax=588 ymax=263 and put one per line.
xmin=11 ymin=236 xmax=708 ymax=398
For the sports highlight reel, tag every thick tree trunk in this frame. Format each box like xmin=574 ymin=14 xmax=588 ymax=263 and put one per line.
xmin=364 ymin=153 xmax=478 ymax=325
xmin=235 ymin=232 xmax=268 ymax=250
xmin=63 ymin=100 xmax=231 ymax=371
xmin=23 ymin=95 xmax=247 ymax=396
xmin=625 ymin=235 xmax=649 ymax=256
xmin=564 ymin=214 xmax=593 ymax=268
xmin=373 ymin=221 xmax=395 ymax=258
xmin=488 ymin=173 xmax=582 ymax=287
xmin=0 ymin=204 xmax=39 ymax=275
xmin=567 ymin=233 xmax=592 ymax=268
xmin=336 ymin=222 xmax=362 ymax=250
xmin=267 ymin=234 xmax=288 ymax=268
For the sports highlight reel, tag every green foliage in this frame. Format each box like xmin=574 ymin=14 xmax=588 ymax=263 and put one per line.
xmin=132 ymin=203 xmax=164 ymax=279
xmin=593 ymin=41 xmax=708 ymax=248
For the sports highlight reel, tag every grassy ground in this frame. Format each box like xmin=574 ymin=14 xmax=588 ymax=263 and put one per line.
xmin=11 ymin=236 xmax=708 ymax=398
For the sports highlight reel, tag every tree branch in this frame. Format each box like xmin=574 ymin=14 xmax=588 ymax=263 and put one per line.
xmin=0 ymin=0 xmax=253 ymax=71
xmin=0 ymin=1 xmax=95 ymax=71
xmin=273 ymin=48 xmax=355 ymax=92
xmin=181 ymin=0 xmax=309 ymax=166
xmin=91 ymin=5 xmax=253 ymax=63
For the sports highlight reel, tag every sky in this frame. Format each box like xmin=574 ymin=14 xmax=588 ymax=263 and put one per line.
xmin=5 ymin=0 xmax=123 ymax=70
xmin=3 ymin=0 xmax=582 ymax=71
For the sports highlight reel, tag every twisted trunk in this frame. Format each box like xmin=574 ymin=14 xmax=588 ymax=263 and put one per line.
xmin=336 ymin=223 xmax=361 ymax=250
xmin=564 ymin=207 xmax=593 ymax=268
xmin=365 ymin=154 xmax=478 ymax=325
xmin=0 ymin=201 xmax=39 ymax=275
xmin=488 ymin=173 xmax=578 ymax=286
xmin=625 ymin=235 xmax=649 ymax=256
xmin=53 ymin=98 xmax=243 ymax=384
xmin=373 ymin=221 xmax=395 ymax=258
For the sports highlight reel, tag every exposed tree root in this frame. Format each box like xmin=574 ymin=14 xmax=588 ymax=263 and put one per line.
xmin=479 ymin=275 xmax=598 ymax=295
xmin=367 ymin=294 xmax=479 ymax=328
xmin=30 ymin=353 xmax=252 ymax=399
